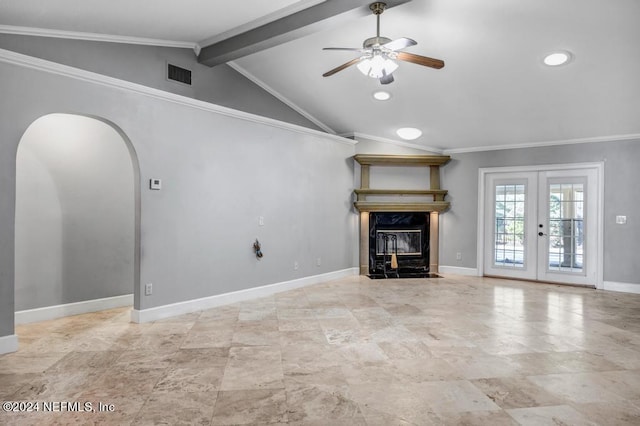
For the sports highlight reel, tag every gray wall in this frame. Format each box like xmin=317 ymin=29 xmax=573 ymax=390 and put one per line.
xmin=354 ymin=137 xmax=436 ymax=156
xmin=353 ymin=135 xmax=439 ymax=190
xmin=441 ymin=140 xmax=640 ymax=285
xmin=15 ymin=114 xmax=135 ymax=310
xmin=0 ymin=34 xmax=323 ymax=131
xmin=0 ymin=53 xmax=356 ymax=340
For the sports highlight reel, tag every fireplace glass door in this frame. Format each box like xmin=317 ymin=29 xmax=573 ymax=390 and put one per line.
xmin=376 ymin=230 xmax=422 ymax=256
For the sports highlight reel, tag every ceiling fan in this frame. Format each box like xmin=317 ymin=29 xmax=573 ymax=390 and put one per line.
xmin=322 ymin=1 xmax=444 ymax=85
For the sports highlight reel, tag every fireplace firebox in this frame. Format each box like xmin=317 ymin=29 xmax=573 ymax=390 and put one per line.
xmin=369 ymin=212 xmax=431 ymax=278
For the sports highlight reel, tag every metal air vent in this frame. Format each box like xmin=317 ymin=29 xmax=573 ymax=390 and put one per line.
xmin=167 ymin=63 xmax=192 ymax=85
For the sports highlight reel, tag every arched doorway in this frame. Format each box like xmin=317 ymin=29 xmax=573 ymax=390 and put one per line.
xmin=15 ymin=113 xmax=140 ymax=323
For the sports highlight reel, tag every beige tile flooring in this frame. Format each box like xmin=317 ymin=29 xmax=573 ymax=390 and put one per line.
xmin=2 ymin=274 xmax=640 ymax=425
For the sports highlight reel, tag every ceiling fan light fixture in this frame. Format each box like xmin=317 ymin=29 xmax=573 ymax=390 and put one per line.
xmin=396 ymin=127 xmax=422 ymax=140
xmin=543 ymin=51 xmax=572 ymax=66
xmin=357 ymin=53 xmax=398 ymax=78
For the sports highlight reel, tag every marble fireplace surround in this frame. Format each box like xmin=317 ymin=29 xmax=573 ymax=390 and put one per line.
xmin=353 ymin=154 xmax=451 ymax=276
xmin=368 ymin=212 xmax=431 ymax=278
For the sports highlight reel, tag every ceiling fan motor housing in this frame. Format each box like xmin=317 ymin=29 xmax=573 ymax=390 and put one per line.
xmin=363 ymin=36 xmax=392 ymax=49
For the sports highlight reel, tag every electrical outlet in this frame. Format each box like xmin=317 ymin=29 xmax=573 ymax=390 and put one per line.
xmin=616 ymin=215 xmax=627 ymax=224
xmin=294 ymin=261 xmax=299 ymax=270
xmin=259 ymin=216 xmax=264 ymax=226
xmin=316 ymin=257 xmax=322 ymax=267
xmin=456 ymin=252 xmax=462 ymax=261
xmin=145 ymin=283 xmax=153 ymax=296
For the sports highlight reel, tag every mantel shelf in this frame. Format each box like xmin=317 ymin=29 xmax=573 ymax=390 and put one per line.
xmin=354 ymin=201 xmax=450 ymax=213
xmin=354 ymin=189 xmax=448 ymax=196
xmin=354 ymin=154 xmax=451 ymax=166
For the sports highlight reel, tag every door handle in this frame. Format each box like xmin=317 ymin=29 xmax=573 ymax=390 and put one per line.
xmin=538 ymin=224 xmax=546 ymax=236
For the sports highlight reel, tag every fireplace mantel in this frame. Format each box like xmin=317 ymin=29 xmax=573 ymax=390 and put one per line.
xmin=354 ymin=201 xmax=449 ymax=212
xmin=353 ymin=154 xmax=451 ymax=275
xmin=353 ymin=154 xmax=451 ymax=213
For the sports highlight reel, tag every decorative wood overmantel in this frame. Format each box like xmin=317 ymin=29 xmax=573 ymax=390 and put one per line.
xmin=353 ymin=154 xmax=451 ymax=213
xmin=352 ymin=154 xmax=451 ymax=275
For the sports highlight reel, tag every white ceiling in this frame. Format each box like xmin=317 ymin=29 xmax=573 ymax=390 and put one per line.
xmin=0 ymin=0 xmax=320 ymax=43
xmin=2 ymin=0 xmax=639 ymax=152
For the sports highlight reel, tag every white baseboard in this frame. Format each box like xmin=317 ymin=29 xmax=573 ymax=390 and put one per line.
xmin=439 ymin=266 xmax=480 ymax=276
xmin=132 ymin=267 xmax=359 ymax=323
xmin=15 ymin=294 xmax=133 ymax=325
xmin=0 ymin=334 xmax=19 ymax=355
xmin=603 ymin=281 xmax=640 ymax=294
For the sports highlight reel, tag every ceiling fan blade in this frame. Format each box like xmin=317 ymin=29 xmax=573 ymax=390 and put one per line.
xmin=383 ymin=37 xmax=417 ymax=51
xmin=322 ymin=57 xmax=362 ymax=77
xmin=323 ymin=47 xmax=365 ymax=52
xmin=379 ymin=73 xmax=394 ymax=85
xmin=396 ymin=52 xmax=445 ymax=69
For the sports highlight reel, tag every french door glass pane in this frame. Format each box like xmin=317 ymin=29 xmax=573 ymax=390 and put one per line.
xmin=494 ymin=184 xmax=525 ymax=268
xmin=547 ymin=183 xmax=584 ymax=272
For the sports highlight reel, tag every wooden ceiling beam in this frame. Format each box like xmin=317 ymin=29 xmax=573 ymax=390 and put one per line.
xmin=198 ymin=0 xmax=412 ymax=67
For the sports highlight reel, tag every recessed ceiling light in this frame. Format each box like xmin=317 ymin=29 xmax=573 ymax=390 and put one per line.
xmin=543 ymin=51 xmax=572 ymax=66
xmin=373 ymin=91 xmax=391 ymax=101
xmin=396 ymin=127 xmax=422 ymax=140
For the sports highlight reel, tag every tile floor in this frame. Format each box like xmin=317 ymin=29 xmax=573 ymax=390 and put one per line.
xmin=1 ymin=274 xmax=640 ymax=425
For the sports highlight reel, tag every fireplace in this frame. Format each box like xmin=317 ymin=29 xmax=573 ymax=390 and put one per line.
xmin=369 ymin=212 xmax=431 ymax=278
xmin=352 ymin=154 xmax=451 ymax=278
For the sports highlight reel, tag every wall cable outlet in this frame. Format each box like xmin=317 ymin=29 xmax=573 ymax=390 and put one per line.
xmin=150 ymin=179 xmax=162 ymax=190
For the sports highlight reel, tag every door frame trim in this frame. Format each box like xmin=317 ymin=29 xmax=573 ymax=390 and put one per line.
xmin=477 ymin=162 xmax=604 ymax=289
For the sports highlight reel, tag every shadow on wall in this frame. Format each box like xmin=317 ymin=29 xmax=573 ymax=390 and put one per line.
xmin=15 ymin=113 xmax=140 ymax=313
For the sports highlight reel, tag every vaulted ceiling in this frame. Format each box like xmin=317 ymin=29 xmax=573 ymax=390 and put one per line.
xmin=1 ymin=0 xmax=639 ymax=152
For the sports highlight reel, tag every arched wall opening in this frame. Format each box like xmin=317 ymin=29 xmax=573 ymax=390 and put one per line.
xmin=15 ymin=113 xmax=140 ymax=322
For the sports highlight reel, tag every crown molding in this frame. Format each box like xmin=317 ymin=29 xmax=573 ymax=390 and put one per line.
xmin=0 ymin=48 xmax=354 ymax=146
xmin=443 ymin=133 xmax=640 ymax=155
xmin=227 ymin=61 xmax=336 ymax=134
xmin=0 ymin=25 xmax=200 ymax=54
xmin=345 ymin=132 xmax=444 ymax=154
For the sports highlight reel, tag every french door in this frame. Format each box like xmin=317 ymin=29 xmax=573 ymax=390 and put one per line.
xmin=483 ymin=166 xmax=601 ymax=286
